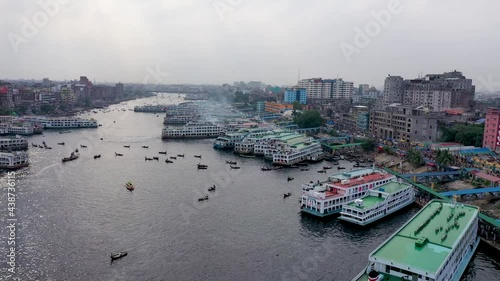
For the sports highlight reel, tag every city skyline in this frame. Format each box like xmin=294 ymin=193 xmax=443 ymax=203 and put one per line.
xmin=1 ymin=0 xmax=500 ymax=90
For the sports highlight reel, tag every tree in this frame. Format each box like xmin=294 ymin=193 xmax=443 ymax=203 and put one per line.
xmin=440 ymin=123 xmax=484 ymax=147
xmin=406 ymin=148 xmax=425 ymax=167
xmin=294 ymin=110 xmax=324 ymax=128
xmin=40 ymin=104 xmax=54 ymax=114
xmin=233 ymin=91 xmax=249 ymax=103
xmin=292 ymin=101 xmax=303 ymax=110
xmin=436 ymin=149 xmax=453 ymax=167
xmin=361 ymin=139 xmax=376 ymax=152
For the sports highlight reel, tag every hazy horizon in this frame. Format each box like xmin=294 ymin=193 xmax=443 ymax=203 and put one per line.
xmin=1 ymin=0 xmax=500 ymax=91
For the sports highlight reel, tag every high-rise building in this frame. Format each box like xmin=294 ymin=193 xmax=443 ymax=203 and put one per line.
xmin=358 ymin=84 xmax=370 ymax=94
xmin=382 ymin=71 xmax=475 ymax=111
xmin=298 ymin=78 xmax=353 ymax=100
xmin=483 ymin=108 xmax=500 ymax=152
xmin=284 ymin=87 xmax=307 ymax=104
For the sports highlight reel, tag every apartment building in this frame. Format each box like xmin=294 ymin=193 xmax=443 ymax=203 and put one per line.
xmin=483 ymin=108 xmax=500 ymax=152
xmin=369 ymin=104 xmax=440 ymax=142
xmin=298 ymin=78 xmax=353 ymax=101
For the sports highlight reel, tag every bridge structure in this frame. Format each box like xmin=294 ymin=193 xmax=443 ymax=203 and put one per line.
xmin=384 ymin=168 xmax=500 ymax=228
xmin=401 ymin=171 xmax=464 ymax=183
xmin=440 ymin=186 xmax=500 ymax=197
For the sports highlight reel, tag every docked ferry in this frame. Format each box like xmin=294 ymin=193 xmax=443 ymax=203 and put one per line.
xmin=233 ymin=130 xmax=283 ymax=154
xmin=161 ymin=121 xmax=225 ymax=139
xmin=0 ymin=137 xmax=28 ymax=151
xmin=163 ymin=115 xmax=198 ymax=125
xmin=0 ymin=151 xmax=29 ymax=169
xmin=23 ymin=116 xmax=98 ymax=129
xmin=352 ymin=200 xmax=480 ymax=281
xmin=213 ymin=132 xmax=246 ymax=149
xmin=272 ymin=138 xmax=323 ymax=166
xmin=301 ymin=168 xmax=396 ymax=217
xmin=338 ymin=179 xmax=415 ymax=226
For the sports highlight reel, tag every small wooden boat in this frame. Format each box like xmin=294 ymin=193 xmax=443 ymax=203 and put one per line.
xmin=198 ymin=195 xmax=209 ymax=201
xmin=177 ymin=154 xmax=184 ymax=158
xmin=300 ymin=168 xmax=309 ymax=171
xmin=283 ymin=192 xmax=291 ymax=198
xmin=197 ymin=164 xmax=208 ymax=169
xmin=142 ymin=146 xmax=148 ymax=149
xmin=239 ymin=154 xmax=255 ymax=158
xmin=46 ymin=146 xmax=52 ymax=149
xmin=333 ymin=162 xmax=339 ymax=165
xmin=110 ymin=252 xmax=127 ymax=260
xmin=115 ymin=152 xmax=123 ymax=156
xmin=165 ymin=159 xmax=173 ymax=163
xmin=62 ymin=152 xmax=79 ymax=162
xmin=124 ymin=145 xmax=130 ymax=148
xmin=94 ymin=155 xmax=101 ymax=159
xmin=170 ymin=156 xmax=177 ymax=160
xmin=226 ymin=161 xmax=237 ymax=165
xmin=337 ymin=166 xmax=346 ymax=170
xmin=261 ymin=167 xmax=272 ymax=171
xmin=194 ymin=155 xmax=202 ymax=158
xmin=80 ymin=145 xmax=87 ymax=148
xmin=100 ymin=138 xmax=103 ymax=140
xmin=145 ymin=157 xmax=153 ymax=161
xmin=125 ymin=181 xmax=134 ymax=191
xmin=57 ymin=142 xmax=65 ymax=145
xmin=208 ymin=185 xmax=216 ymax=192
xmin=317 ymin=170 xmax=326 ymax=173
xmin=32 ymin=143 xmax=38 ymax=147
xmin=287 ymin=177 xmax=294 ymax=181
xmin=153 ymin=157 xmax=159 ymax=161
xmin=159 ymin=151 xmax=167 ymax=154
xmin=323 ymin=166 xmax=332 ymax=170
xmin=230 ymin=165 xmax=240 ymax=169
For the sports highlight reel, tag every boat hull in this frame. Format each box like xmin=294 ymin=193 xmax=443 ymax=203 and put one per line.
xmin=0 ymin=163 xmax=29 ymax=170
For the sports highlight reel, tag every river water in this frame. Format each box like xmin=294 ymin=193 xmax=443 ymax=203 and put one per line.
xmin=0 ymin=94 xmax=498 ymax=281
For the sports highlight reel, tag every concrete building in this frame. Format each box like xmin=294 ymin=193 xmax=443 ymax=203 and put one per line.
xmin=284 ymin=87 xmax=307 ymax=104
xmin=298 ymin=78 xmax=353 ymax=101
xmin=369 ymin=104 xmax=441 ymax=143
xmin=256 ymin=101 xmax=265 ymax=112
xmin=382 ymin=71 xmax=475 ymax=111
xmin=264 ymin=102 xmax=293 ymax=114
xmin=358 ymin=84 xmax=370 ymax=94
xmin=483 ymin=108 xmax=500 ymax=152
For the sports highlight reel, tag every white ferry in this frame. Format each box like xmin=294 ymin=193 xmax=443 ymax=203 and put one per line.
xmin=0 ymin=137 xmax=28 ymax=151
xmin=0 ymin=123 xmax=35 ymax=135
xmin=213 ymin=132 xmax=247 ymax=149
xmin=233 ymin=130 xmax=283 ymax=154
xmin=352 ymin=200 xmax=480 ymax=281
xmin=338 ymin=179 xmax=415 ymax=226
xmin=23 ymin=116 xmax=98 ymax=129
xmin=272 ymin=138 xmax=323 ymax=166
xmin=161 ymin=121 xmax=225 ymax=139
xmin=0 ymin=151 xmax=29 ymax=169
xmin=163 ymin=115 xmax=198 ymax=125
xmin=301 ymin=168 xmax=396 ymax=217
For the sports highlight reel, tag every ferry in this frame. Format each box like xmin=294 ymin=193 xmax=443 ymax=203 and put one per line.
xmin=163 ymin=115 xmax=198 ymax=125
xmin=213 ymin=132 xmax=246 ymax=149
xmin=233 ymin=130 xmax=283 ymax=154
xmin=300 ymin=168 xmax=396 ymax=217
xmin=134 ymin=105 xmax=168 ymax=113
xmin=0 ymin=137 xmax=29 ymax=151
xmin=0 ymin=151 xmax=29 ymax=169
xmin=338 ymin=179 xmax=415 ymax=226
xmin=272 ymin=138 xmax=323 ymax=166
xmin=352 ymin=200 xmax=480 ymax=281
xmin=0 ymin=123 xmax=36 ymax=135
xmin=23 ymin=116 xmax=98 ymax=129
xmin=161 ymin=121 xmax=225 ymax=139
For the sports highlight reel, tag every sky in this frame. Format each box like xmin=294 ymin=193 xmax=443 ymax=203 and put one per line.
xmin=1 ymin=0 xmax=500 ymax=90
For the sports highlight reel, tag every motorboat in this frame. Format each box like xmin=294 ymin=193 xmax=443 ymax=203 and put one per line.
xmin=165 ymin=159 xmax=173 ymax=163
xmin=170 ymin=156 xmax=177 ymax=160
xmin=261 ymin=167 xmax=272 ymax=171
xmin=177 ymin=154 xmax=184 ymax=158
xmin=283 ymin=192 xmax=292 ymax=198
xmin=80 ymin=145 xmax=87 ymax=148
xmin=94 ymin=155 xmax=101 ymax=159
xmin=159 ymin=151 xmax=167 ymax=154
xmin=323 ymin=166 xmax=332 ymax=170
xmin=62 ymin=151 xmax=79 ymax=162
xmin=111 ymin=252 xmax=127 ymax=260
xmin=208 ymin=185 xmax=216 ymax=192
xmin=124 ymin=145 xmax=130 ymax=148
xmin=145 ymin=157 xmax=153 ymax=161
xmin=197 ymin=163 xmax=208 ymax=169
xmin=287 ymin=177 xmax=294 ymax=181
xmin=125 ymin=181 xmax=134 ymax=191
xmin=230 ymin=165 xmax=240 ymax=169
xmin=226 ymin=161 xmax=237 ymax=165
xmin=115 ymin=152 xmax=123 ymax=156
xmin=57 ymin=142 xmax=65 ymax=145
xmin=142 ymin=146 xmax=148 ymax=149
xmin=152 ymin=157 xmax=159 ymax=161
xmin=194 ymin=155 xmax=202 ymax=158
xmin=337 ymin=166 xmax=346 ymax=170
xmin=317 ymin=170 xmax=326 ymax=173
xmin=198 ymin=195 xmax=209 ymax=201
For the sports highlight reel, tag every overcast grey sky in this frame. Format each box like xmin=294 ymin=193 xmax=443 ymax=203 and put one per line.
xmin=1 ymin=0 xmax=499 ymax=89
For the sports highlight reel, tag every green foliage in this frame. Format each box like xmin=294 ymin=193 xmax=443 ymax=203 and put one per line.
xmin=0 ymin=108 xmax=16 ymax=115
xmin=40 ymin=104 xmax=55 ymax=113
xmin=440 ymin=124 xmax=484 ymax=147
xmin=435 ymin=149 xmax=453 ymax=166
xmin=406 ymin=148 xmax=425 ymax=167
xmin=361 ymin=139 xmax=376 ymax=152
xmin=233 ymin=91 xmax=249 ymax=103
xmin=294 ymin=110 xmax=323 ymax=128
xmin=292 ymin=101 xmax=303 ymax=110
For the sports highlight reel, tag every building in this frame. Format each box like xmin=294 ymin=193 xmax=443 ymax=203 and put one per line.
xmin=264 ymin=102 xmax=293 ymax=114
xmin=383 ymin=71 xmax=475 ymax=111
xmin=369 ymin=104 xmax=441 ymax=143
xmin=115 ymin=82 xmax=124 ymax=98
xmin=0 ymin=86 xmax=13 ymax=108
xmin=358 ymin=84 xmax=370 ymax=94
xmin=357 ymin=111 xmax=370 ymax=131
xmin=284 ymin=87 xmax=307 ymax=104
xmin=298 ymin=78 xmax=353 ymax=101
xmin=256 ymin=101 xmax=265 ymax=112
xmin=483 ymin=107 xmax=500 ymax=152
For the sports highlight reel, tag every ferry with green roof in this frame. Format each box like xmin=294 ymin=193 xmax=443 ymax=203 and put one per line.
xmin=339 ymin=179 xmax=415 ymax=226
xmin=352 ymin=199 xmax=480 ymax=281
xmin=301 ymin=168 xmax=396 ymax=217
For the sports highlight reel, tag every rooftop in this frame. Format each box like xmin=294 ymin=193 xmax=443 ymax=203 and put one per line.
xmin=374 ymin=181 xmax=409 ymax=194
xmin=370 ymin=200 xmax=478 ymax=274
xmin=348 ymin=196 xmax=385 ymax=209
xmin=329 ymin=170 xmax=394 ymax=189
